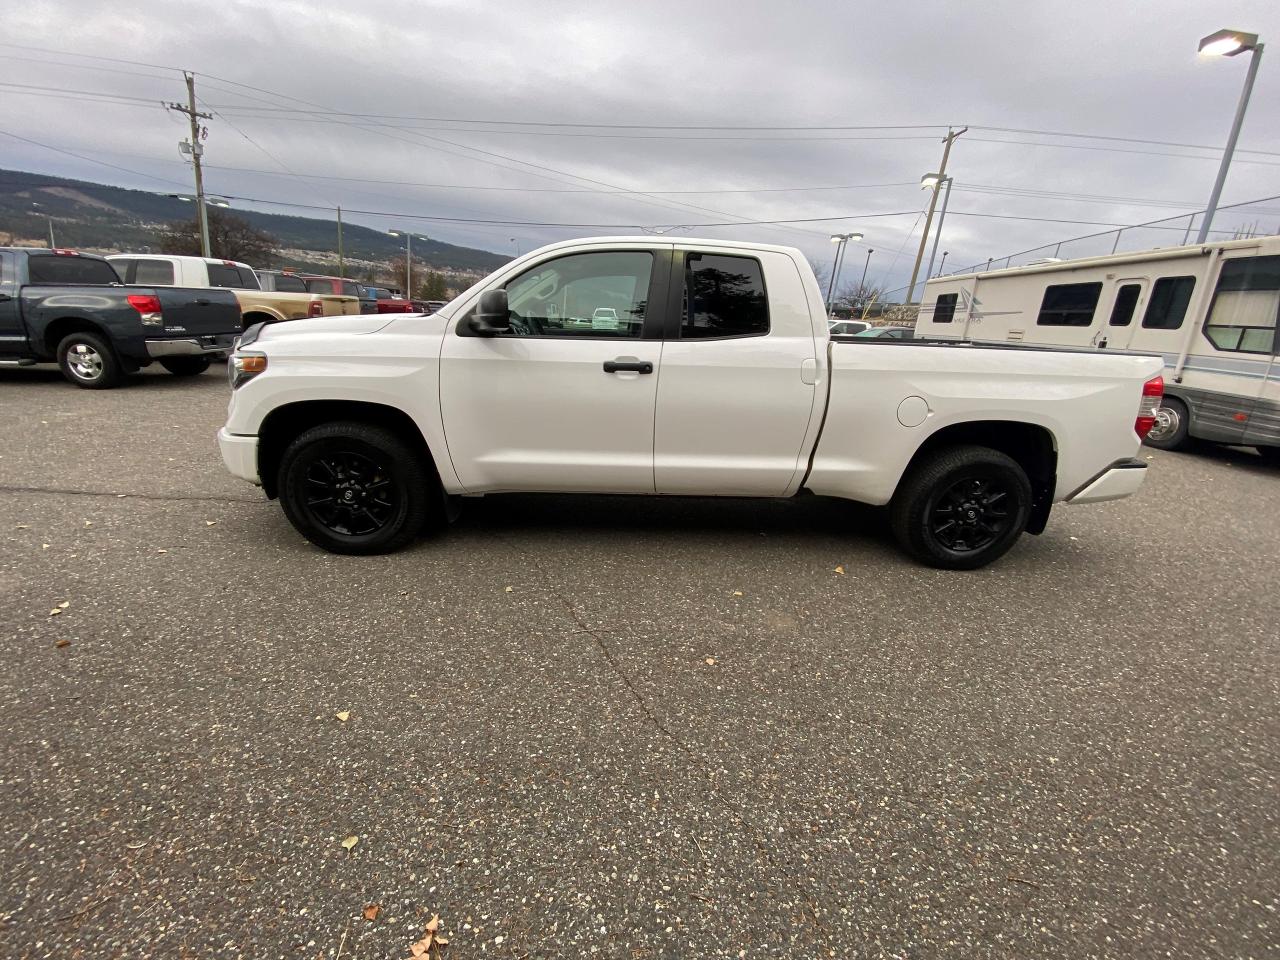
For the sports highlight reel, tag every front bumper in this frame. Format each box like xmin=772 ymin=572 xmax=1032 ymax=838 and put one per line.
xmin=218 ymin=427 xmax=260 ymax=485
xmin=1065 ymin=458 xmax=1148 ymax=504
xmin=147 ymin=334 xmax=238 ymax=358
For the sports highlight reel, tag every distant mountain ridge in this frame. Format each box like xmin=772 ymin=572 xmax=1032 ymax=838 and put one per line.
xmin=0 ymin=168 xmax=509 ymax=273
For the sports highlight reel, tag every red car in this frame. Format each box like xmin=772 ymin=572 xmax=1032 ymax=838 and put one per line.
xmin=367 ymin=286 xmax=416 ymax=314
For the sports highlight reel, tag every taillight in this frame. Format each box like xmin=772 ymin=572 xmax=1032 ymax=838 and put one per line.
xmin=52 ymin=248 xmax=80 ymax=256
xmin=126 ymin=293 xmax=164 ymax=327
xmin=309 ymin=300 xmax=324 ymax=317
xmin=1136 ymin=375 xmax=1163 ymax=439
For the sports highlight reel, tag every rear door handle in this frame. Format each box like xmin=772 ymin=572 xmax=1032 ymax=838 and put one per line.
xmin=603 ymin=360 xmax=653 ymax=374
xmin=194 ymin=298 xmax=212 ymax=305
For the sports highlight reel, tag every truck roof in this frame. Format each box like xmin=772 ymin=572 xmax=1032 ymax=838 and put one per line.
xmin=930 ymin=234 xmax=1278 ymax=285
xmin=515 ymin=235 xmax=808 ymax=259
xmin=106 ymin=253 xmax=256 ymax=269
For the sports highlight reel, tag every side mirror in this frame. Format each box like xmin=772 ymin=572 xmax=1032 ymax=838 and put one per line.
xmin=468 ymin=289 xmax=510 ymax=336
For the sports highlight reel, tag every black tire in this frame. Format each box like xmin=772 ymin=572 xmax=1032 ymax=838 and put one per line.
xmin=1143 ymin=396 xmax=1190 ymax=451
xmin=278 ymin=421 xmax=438 ymax=555
xmin=159 ymin=356 xmax=212 ymax=377
xmin=56 ymin=331 xmax=123 ymax=389
xmin=890 ymin=444 xmax=1032 ymax=570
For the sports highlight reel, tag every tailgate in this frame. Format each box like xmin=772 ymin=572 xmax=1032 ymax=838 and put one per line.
xmin=316 ymin=295 xmax=360 ymax=317
xmin=152 ymin=287 xmax=243 ymax=336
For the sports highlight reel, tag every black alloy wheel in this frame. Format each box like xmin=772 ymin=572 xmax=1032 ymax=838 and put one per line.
xmin=302 ymin=450 xmax=399 ymax=537
xmin=927 ymin=476 xmax=1014 ymax=554
xmin=890 ymin=444 xmax=1032 ymax=570
xmin=278 ymin=421 xmax=439 ymax=555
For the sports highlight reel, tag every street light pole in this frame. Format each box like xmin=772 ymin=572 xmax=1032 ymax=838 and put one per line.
xmin=907 ymin=127 xmax=966 ymax=303
xmin=859 ymin=248 xmax=873 ymax=293
xmin=925 ymin=176 xmax=953 ymax=281
xmin=1196 ymin=30 xmax=1264 ymax=244
xmin=825 ymin=232 xmax=864 ymax=315
xmin=938 ymin=251 xmax=949 ymax=276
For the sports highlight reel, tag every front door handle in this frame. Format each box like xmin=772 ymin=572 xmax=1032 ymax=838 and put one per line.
xmin=603 ymin=359 xmax=653 ymax=374
xmin=194 ymin=298 xmax=212 ymax=306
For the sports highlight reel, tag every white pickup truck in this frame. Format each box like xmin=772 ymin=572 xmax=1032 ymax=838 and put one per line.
xmin=218 ymin=237 xmax=1164 ymax=568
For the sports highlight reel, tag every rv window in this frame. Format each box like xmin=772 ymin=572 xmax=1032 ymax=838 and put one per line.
xmin=1036 ymin=282 xmax=1102 ymax=326
xmin=1108 ymin=284 xmax=1141 ymax=326
xmin=1142 ymin=276 xmax=1195 ymax=330
xmin=1204 ymin=255 xmax=1280 ymax=355
xmin=933 ymin=292 xmax=958 ymax=323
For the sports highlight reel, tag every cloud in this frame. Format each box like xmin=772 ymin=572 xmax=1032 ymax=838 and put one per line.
xmin=3 ymin=0 xmax=1278 ymax=295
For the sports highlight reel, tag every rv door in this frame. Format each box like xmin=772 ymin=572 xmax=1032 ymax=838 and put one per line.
xmin=1096 ymin=278 xmax=1147 ymax=350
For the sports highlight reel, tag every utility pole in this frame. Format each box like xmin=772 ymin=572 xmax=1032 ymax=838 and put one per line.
xmin=337 ymin=205 xmax=344 ymax=279
xmin=166 ymin=73 xmax=213 ymax=257
xmin=924 ymin=176 xmax=953 ymax=281
xmin=907 ymin=126 xmax=966 ymax=303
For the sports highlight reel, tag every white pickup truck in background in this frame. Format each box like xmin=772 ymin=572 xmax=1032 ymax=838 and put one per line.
xmin=218 ymin=237 xmax=1164 ymax=568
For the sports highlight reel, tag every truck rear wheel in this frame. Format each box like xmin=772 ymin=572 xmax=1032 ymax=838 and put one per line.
xmin=277 ymin=421 xmax=436 ymax=555
xmin=57 ymin=331 xmax=123 ymax=389
xmin=159 ymin=356 xmax=212 ymax=377
xmin=890 ymin=444 xmax=1031 ymax=570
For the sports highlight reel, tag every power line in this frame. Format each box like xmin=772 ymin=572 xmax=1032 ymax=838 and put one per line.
xmin=0 ymin=128 xmax=190 ymax=189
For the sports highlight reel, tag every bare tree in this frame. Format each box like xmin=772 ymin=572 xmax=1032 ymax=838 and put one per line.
xmin=809 ymin=259 xmax=832 ymax=293
xmin=157 ymin=207 xmax=276 ymax=265
xmin=836 ymin=280 xmax=885 ymax=315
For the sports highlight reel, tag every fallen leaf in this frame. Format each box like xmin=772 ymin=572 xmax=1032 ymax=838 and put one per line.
xmin=340 ymin=835 xmax=359 ymax=851
xmin=55 ymin=639 xmax=70 ymax=649
xmin=49 ymin=608 xmax=62 ymax=617
xmin=731 ymin=590 xmax=743 ymax=597
xmin=504 ymin=586 xmax=513 ymax=593
xmin=58 ymin=601 xmax=70 ymax=609
xmin=205 ymin=520 xmax=218 ymax=527
xmin=42 ymin=543 xmax=50 ymax=550
xmin=16 ymin=524 xmax=29 ymax=529
xmin=834 ymin=565 xmax=845 ymax=575
xmin=83 ymin=520 xmax=93 ymax=527
xmin=336 ymin=711 xmax=350 ymax=722
xmin=705 ymin=657 xmax=716 ymax=666
xmin=426 ymin=914 xmax=440 ymax=933
xmin=157 ymin=549 xmax=167 ymax=554
xmin=363 ymin=903 xmax=381 ymax=921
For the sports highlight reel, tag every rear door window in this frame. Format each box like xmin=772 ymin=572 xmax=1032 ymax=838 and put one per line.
xmin=1142 ymin=276 xmax=1196 ymax=329
xmin=342 ymin=281 xmax=365 ymax=298
xmin=134 ymin=259 xmax=175 ymax=285
xmin=111 ymin=258 xmax=137 ymax=282
xmin=306 ymin=278 xmax=334 ymax=294
xmin=269 ymin=273 xmax=308 ymax=293
xmin=681 ymin=253 xmax=769 ymax=338
xmin=26 ymin=255 xmax=122 ymax=285
xmin=207 ymin=264 xmax=260 ymax=289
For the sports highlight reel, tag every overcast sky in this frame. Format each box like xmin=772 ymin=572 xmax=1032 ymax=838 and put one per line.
xmin=3 ymin=0 xmax=1279 ymax=296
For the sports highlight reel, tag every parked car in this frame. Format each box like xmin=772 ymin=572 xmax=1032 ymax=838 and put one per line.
xmin=218 ymin=237 xmax=1164 ymax=569
xmin=366 ymin=286 xmax=416 ymax=314
xmin=0 ymin=247 xmax=241 ymax=388
xmin=828 ymin=319 xmax=870 ymax=335
xmin=852 ymin=326 xmax=915 ymax=339
xmin=301 ymin=274 xmax=377 ymax=314
xmin=423 ymin=300 xmax=448 ymax=314
xmin=107 ymin=255 xmax=358 ymax=328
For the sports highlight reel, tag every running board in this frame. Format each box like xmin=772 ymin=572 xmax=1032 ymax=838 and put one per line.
xmin=0 ymin=358 xmax=38 ymax=366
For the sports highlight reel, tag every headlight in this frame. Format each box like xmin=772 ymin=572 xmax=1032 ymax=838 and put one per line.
xmin=230 ymin=351 xmax=267 ymax=389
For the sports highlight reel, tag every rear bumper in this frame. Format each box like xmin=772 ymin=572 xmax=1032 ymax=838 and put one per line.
xmin=1065 ymin=458 xmax=1148 ymax=504
xmin=147 ymin=334 xmax=237 ymax=358
xmin=218 ymin=427 xmax=260 ymax=485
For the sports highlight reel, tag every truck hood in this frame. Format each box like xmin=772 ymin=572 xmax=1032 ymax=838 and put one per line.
xmin=255 ymin=314 xmax=399 ymax=341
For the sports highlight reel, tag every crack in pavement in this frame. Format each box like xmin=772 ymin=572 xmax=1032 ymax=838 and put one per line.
xmin=0 ymin=484 xmax=261 ymax=505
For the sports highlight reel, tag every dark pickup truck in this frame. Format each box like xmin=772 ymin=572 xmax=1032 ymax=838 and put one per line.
xmin=0 ymin=247 xmax=242 ymax=388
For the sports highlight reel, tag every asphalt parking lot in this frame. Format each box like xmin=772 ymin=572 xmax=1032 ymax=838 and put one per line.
xmin=1 ymin=365 xmax=1277 ymax=960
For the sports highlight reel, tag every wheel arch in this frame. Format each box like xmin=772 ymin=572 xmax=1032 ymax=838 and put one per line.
xmin=241 ymin=310 xmax=281 ymax=330
xmin=897 ymin=420 xmax=1058 ymax=535
xmin=42 ymin=316 xmax=112 ymax=359
xmin=256 ymin=400 xmax=443 ymax=500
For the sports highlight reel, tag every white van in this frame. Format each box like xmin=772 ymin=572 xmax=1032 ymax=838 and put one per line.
xmin=915 ymin=236 xmax=1280 ymax=461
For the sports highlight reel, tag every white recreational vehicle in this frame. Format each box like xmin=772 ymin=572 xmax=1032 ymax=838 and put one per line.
xmin=915 ymin=237 xmax=1280 ymax=461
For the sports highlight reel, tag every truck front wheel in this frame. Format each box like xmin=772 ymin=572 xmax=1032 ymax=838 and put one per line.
xmin=159 ymin=356 xmax=212 ymax=377
xmin=890 ymin=444 xmax=1032 ymax=570
xmin=57 ymin=331 xmax=123 ymax=389
xmin=278 ymin=421 xmax=436 ymax=555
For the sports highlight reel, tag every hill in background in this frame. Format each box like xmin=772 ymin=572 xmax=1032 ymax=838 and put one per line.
xmin=0 ymin=168 xmax=510 ymax=277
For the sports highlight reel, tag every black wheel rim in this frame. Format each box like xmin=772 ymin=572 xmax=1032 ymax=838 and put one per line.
xmin=928 ymin=476 xmax=1013 ymax=554
xmin=302 ymin=450 xmax=399 ymax=537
